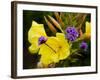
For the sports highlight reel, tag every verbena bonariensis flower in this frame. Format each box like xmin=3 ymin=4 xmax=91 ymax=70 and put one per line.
xmin=38 ymin=36 xmax=47 ymax=45
xmin=80 ymin=41 xmax=88 ymax=51
xmin=65 ymin=27 xmax=79 ymax=41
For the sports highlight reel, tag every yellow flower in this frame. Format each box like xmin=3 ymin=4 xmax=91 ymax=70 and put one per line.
xmin=85 ymin=21 xmax=91 ymax=38
xmin=28 ymin=21 xmax=70 ymax=67
xmin=39 ymin=33 xmax=70 ymax=67
xmin=28 ymin=21 xmax=47 ymax=54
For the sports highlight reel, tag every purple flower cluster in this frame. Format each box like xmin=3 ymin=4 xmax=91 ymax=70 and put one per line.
xmin=65 ymin=27 xmax=79 ymax=41
xmin=80 ymin=41 xmax=88 ymax=51
xmin=38 ymin=36 xmax=47 ymax=45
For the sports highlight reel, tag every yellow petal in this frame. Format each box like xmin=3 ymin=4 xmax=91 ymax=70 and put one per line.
xmin=56 ymin=33 xmax=65 ymax=41
xmin=58 ymin=46 xmax=70 ymax=60
xmin=46 ymin=37 xmax=60 ymax=52
xmin=82 ymin=21 xmax=91 ymax=39
xmin=40 ymin=53 xmax=59 ymax=67
xmin=28 ymin=21 xmax=47 ymax=44
xmin=40 ymin=55 xmax=53 ymax=67
xmin=28 ymin=21 xmax=47 ymax=54
xmin=56 ymin=33 xmax=70 ymax=60
xmin=56 ymin=33 xmax=69 ymax=48
xmin=39 ymin=44 xmax=59 ymax=66
xmin=39 ymin=44 xmax=55 ymax=55
xmin=85 ymin=21 xmax=91 ymax=35
xmin=29 ymin=43 xmax=39 ymax=54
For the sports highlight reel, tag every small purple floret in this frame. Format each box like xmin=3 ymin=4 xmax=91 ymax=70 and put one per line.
xmin=80 ymin=42 xmax=88 ymax=51
xmin=38 ymin=36 xmax=47 ymax=45
xmin=65 ymin=27 xmax=79 ymax=41
xmin=67 ymin=34 xmax=76 ymax=41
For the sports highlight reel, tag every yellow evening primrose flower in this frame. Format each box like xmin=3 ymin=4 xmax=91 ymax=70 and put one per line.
xmin=85 ymin=21 xmax=91 ymax=38
xmin=28 ymin=21 xmax=47 ymax=54
xmin=39 ymin=33 xmax=70 ymax=67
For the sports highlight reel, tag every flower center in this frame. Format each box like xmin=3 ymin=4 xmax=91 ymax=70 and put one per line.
xmin=59 ymin=46 xmax=62 ymax=49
